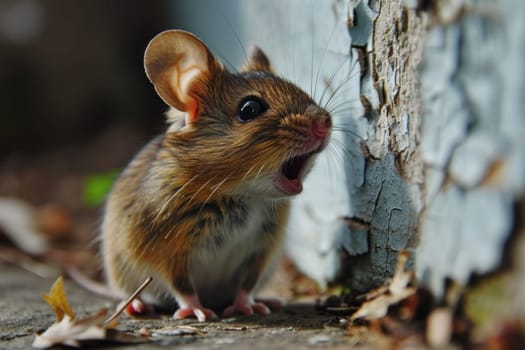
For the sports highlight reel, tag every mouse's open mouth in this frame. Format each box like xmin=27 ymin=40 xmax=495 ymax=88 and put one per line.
xmin=277 ymin=151 xmax=316 ymax=195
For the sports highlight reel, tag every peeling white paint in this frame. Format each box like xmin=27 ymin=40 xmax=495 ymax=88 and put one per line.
xmin=418 ymin=185 xmax=513 ymax=295
xmin=449 ymin=131 xmax=507 ymax=188
xmin=417 ymin=0 xmax=525 ymax=295
xmin=348 ymin=1 xmax=378 ymax=47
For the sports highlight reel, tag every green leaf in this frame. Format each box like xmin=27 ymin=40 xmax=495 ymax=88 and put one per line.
xmin=83 ymin=170 xmax=119 ymax=207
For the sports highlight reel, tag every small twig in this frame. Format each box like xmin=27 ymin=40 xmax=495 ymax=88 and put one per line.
xmin=104 ymin=277 xmax=153 ymax=326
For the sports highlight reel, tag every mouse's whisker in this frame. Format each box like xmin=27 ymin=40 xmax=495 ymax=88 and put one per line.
xmin=198 ymin=175 xmax=231 ymax=217
xmin=317 ymin=56 xmax=353 ymax=108
xmin=187 ymin=176 xmax=216 ymax=207
xmin=255 ymin=163 xmax=267 ymax=180
xmin=325 ymin=145 xmax=346 ymax=192
xmin=325 ymin=95 xmax=361 ymax=111
xmin=215 ymin=52 xmax=239 ymax=74
xmin=308 ymin=0 xmax=319 ymax=99
xmin=312 ymin=19 xmax=339 ymax=103
xmin=314 ymin=142 xmax=351 ymax=193
xmin=324 ymin=85 xmax=361 ymax=108
xmin=208 ymin=3 xmax=250 ymax=74
xmin=324 ymin=143 xmax=358 ymax=174
xmin=290 ymin=0 xmax=297 ymax=84
xmin=330 ymin=124 xmax=363 ymax=140
xmin=321 ymin=62 xmax=360 ymax=112
xmin=154 ymin=172 xmax=201 ymax=224
xmin=326 ymin=102 xmax=362 ymax=117
xmin=329 ymin=137 xmax=361 ymax=159
xmin=219 ymin=7 xmax=249 ymax=68
xmin=241 ymin=163 xmax=257 ymax=183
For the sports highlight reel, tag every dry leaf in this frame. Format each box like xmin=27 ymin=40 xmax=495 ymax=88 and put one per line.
xmin=33 ymin=276 xmax=151 ymax=349
xmin=41 ymin=276 xmax=75 ymax=321
xmin=33 ymin=310 xmax=108 ymax=349
xmin=351 ymin=251 xmax=416 ymax=321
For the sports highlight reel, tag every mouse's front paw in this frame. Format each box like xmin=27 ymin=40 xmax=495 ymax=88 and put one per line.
xmin=173 ymin=307 xmax=217 ymax=322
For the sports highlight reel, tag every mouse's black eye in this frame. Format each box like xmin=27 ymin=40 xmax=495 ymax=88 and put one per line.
xmin=237 ymin=97 xmax=267 ymax=122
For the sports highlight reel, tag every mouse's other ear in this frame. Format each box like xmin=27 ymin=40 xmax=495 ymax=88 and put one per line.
xmin=144 ymin=30 xmax=223 ymax=123
xmin=240 ymin=46 xmax=273 ymax=73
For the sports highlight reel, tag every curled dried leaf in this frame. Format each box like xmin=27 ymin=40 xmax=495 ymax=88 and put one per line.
xmin=32 ymin=311 xmax=107 ymax=349
xmin=41 ymin=276 xmax=75 ymax=321
xmin=33 ymin=276 xmax=153 ymax=349
xmin=351 ymin=251 xmax=416 ymax=321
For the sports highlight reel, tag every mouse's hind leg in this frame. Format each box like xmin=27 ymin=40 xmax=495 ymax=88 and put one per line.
xmin=170 ymin=266 xmax=217 ymax=322
xmin=223 ymin=290 xmax=280 ymax=316
xmin=222 ymin=249 xmax=284 ymax=317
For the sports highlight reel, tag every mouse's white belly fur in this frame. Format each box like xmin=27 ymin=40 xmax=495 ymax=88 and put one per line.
xmin=189 ymin=200 xmax=277 ymax=308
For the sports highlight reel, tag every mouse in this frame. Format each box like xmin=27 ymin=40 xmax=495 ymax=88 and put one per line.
xmin=101 ymin=29 xmax=332 ymax=322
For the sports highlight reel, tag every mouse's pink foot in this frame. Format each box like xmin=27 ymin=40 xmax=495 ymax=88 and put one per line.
xmin=255 ymin=297 xmax=284 ymax=310
xmin=122 ymin=298 xmax=156 ymax=317
xmin=223 ymin=290 xmax=278 ymax=317
xmin=173 ymin=307 xmax=217 ymax=322
xmin=223 ymin=301 xmax=270 ymax=317
xmin=174 ymin=293 xmax=217 ymax=322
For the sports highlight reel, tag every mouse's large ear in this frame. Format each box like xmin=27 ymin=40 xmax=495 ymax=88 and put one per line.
xmin=239 ymin=46 xmax=273 ymax=73
xmin=144 ymin=30 xmax=222 ymax=123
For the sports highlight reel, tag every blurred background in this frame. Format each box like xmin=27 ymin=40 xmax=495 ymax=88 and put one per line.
xmin=0 ymin=0 xmax=257 ymax=275
xmin=0 ymin=0 xmax=168 ymax=254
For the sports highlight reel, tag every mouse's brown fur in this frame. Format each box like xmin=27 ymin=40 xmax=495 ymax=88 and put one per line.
xmin=102 ymin=30 xmax=332 ymax=321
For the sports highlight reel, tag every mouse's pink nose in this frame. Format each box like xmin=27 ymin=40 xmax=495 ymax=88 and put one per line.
xmin=311 ymin=115 xmax=331 ymax=140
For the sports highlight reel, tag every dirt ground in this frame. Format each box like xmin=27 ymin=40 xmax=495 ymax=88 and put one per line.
xmin=0 ymin=264 xmax=379 ymax=350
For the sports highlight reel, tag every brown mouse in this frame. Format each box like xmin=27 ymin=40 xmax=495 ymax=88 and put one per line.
xmin=101 ymin=30 xmax=332 ymax=322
